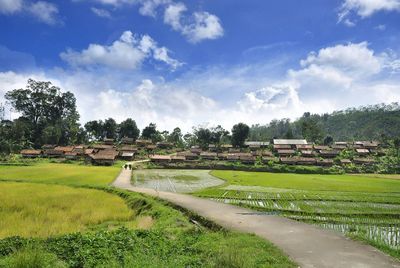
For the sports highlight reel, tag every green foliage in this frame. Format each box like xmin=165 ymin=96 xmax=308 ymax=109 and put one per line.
xmin=0 ymin=228 xmax=295 ymax=268
xmin=249 ymin=103 xmax=400 ymax=141
xmin=4 ymin=79 xmax=80 ymax=148
xmin=119 ymin=118 xmax=140 ymax=140
xmin=231 ymin=123 xmax=249 ymax=147
xmin=0 ymin=248 xmax=66 ymax=268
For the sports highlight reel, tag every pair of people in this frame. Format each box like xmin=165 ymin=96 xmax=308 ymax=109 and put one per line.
xmin=124 ymin=164 xmax=132 ymax=170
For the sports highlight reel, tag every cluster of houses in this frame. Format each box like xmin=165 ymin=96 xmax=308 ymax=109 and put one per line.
xmin=20 ymin=138 xmax=174 ymax=165
xmin=150 ymin=139 xmax=381 ymax=167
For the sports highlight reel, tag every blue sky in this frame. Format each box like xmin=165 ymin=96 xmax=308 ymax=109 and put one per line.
xmin=0 ymin=0 xmax=400 ymax=131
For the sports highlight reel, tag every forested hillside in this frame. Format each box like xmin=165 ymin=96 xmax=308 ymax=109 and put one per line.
xmin=249 ymin=103 xmax=400 ymax=142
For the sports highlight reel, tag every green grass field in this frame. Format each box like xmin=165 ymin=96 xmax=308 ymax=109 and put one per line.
xmin=0 ymin=182 xmax=133 ymax=238
xmin=0 ymin=163 xmax=120 ymax=186
xmin=210 ymin=170 xmax=400 ymax=193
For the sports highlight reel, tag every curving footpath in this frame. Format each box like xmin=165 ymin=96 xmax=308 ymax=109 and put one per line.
xmin=113 ymin=164 xmax=400 ymax=268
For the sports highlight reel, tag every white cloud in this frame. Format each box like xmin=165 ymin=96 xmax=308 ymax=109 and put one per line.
xmin=0 ymin=0 xmax=23 ymax=14
xmin=163 ymin=3 xmax=223 ymax=43
xmin=91 ymin=7 xmax=111 ymax=18
xmin=60 ymin=30 xmax=183 ymax=70
xmin=1 ymin=42 xmax=400 ymax=131
xmin=0 ymin=0 xmax=60 ymax=25
xmin=86 ymin=0 xmax=224 ymax=43
xmin=28 ymin=1 xmax=59 ymax=25
xmin=374 ymin=24 xmax=386 ymax=30
xmin=339 ymin=0 xmax=400 ymax=25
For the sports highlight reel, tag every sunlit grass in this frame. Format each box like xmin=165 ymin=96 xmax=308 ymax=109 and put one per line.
xmin=0 ymin=182 xmax=133 ymax=238
xmin=0 ymin=163 xmax=120 ymax=186
xmin=210 ymin=170 xmax=400 ymax=193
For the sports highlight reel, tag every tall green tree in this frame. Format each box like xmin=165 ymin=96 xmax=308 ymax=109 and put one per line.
xmin=231 ymin=123 xmax=249 ymax=147
xmin=142 ymin=123 xmax=160 ymax=142
xmin=103 ymin=118 xmax=117 ymax=139
xmin=84 ymin=120 xmax=104 ymax=141
xmin=5 ymin=79 xmax=80 ymax=147
xmin=118 ymin=118 xmax=140 ymax=140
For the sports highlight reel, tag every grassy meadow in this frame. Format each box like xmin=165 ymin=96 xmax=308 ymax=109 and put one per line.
xmin=0 ymin=182 xmax=133 ymax=238
xmin=196 ymin=170 xmax=400 ymax=259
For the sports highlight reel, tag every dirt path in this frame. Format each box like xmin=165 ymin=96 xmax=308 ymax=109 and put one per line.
xmin=112 ymin=165 xmax=400 ymax=268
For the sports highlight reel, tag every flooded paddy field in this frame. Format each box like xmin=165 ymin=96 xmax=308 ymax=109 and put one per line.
xmin=196 ymin=171 xmax=400 ymax=257
xmin=132 ymin=169 xmax=225 ymax=193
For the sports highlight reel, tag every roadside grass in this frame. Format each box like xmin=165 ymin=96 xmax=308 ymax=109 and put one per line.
xmin=0 ymin=228 xmax=296 ymax=268
xmin=0 ymin=163 xmax=120 ymax=187
xmin=0 ymin=182 xmax=133 ymax=238
xmin=210 ymin=170 xmax=400 ymax=193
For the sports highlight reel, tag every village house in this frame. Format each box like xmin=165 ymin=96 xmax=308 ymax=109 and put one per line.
xmin=200 ymin=152 xmax=218 ymax=160
xmin=20 ymin=149 xmax=42 ymax=158
xmin=353 ymin=158 xmax=376 ymax=165
xmin=156 ymin=142 xmax=173 ymax=149
xmin=44 ymin=149 xmax=63 ymax=158
xmin=300 ymin=150 xmax=315 ymax=157
xmin=356 ymin=148 xmax=370 ymax=156
xmin=220 ymin=144 xmax=233 ymax=151
xmin=120 ymin=137 xmax=134 ymax=145
xmin=239 ymin=155 xmax=256 ymax=164
xmin=317 ymin=159 xmax=334 ymax=166
xmin=319 ymin=150 xmax=340 ymax=158
xmin=296 ymin=144 xmax=313 ymax=151
xmin=150 ymin=155 xmax=171 ymax=163
xmin=171 ymin=155 xmax=186 ymax=162
xmin=277 ymin=149 xmax=296 ymax=157
xmin=92 ymin=144 xmax=114 ymax=150
xmin=64 ymin=152 xmax=78 ymax=160
xmin=104 ymin=138 xmax=114 ymax=145
xmin=226 ymin=154 xmax=240 ymax=161
xmin=313 ymin=145 xmax=330 ymax=151
xmin=340 ymin=159 xmax=352 ymax=165
xmin=190 ymin=147 xmax=202 ymax=155
xmin=208 ymin=144 xmax=217 ymax=152
xmin=136 ymin=139 xmax=152 ymax=147
xmin=90 ymin=149 xmax=119 ymax=165
xmin=55 ymin=146 xmax=74 ymax=153
xmin=296 ymin=157 xmax=317 ymax=165
xmin=42 ymin=144 xmax=56 ymax=150
xmin=280 ymin=157 xmax=297 ymax=165
xmin=273 ymin=144 xmax=292 ymax=151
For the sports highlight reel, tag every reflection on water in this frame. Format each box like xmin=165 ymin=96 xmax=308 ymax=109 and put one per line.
xmin=132 ymin=169 xmax=224 ymax=193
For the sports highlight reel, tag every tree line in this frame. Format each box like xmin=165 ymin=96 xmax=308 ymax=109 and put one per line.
xmin=249 ymin=103 xmax=400 ymax=144
xmin=1 ymin=79 xmax=400 ymax=154
xmin=0 ymin=80 xmax=251 ymax=153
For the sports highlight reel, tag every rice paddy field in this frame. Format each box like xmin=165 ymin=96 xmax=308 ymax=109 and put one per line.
xmin=0 ymin=162 xmax=121 ymax=186
xmin=0 ymin=182 xmax=133 ymax=238
xmin=132 ymin=169 xmax=225 ymax=193
xmin=195 ymin=170 xmax=400 ymax=258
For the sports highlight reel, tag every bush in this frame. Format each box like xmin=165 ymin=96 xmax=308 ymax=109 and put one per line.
xmin=0 ymin=248 xmax=66 ymax=268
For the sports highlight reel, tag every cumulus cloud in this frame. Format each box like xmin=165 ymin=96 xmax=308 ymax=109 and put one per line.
xmin=339 ymin=0 xmax=400 ymax=25
xmin=60 ymin=30 xmax=183 ymax=70
xmin=0 ymin=0 xmax=60 ymax=25
xmin=86 ymin=0 xmax=224 ymax=43
xmin=1 ymin=42 xmax=400 ymax=131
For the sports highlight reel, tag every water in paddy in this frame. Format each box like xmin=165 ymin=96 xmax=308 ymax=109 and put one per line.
xmin=132 ymin=169 xmax=225 ymax=193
